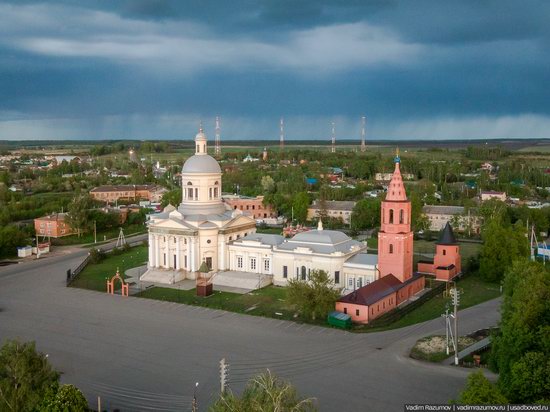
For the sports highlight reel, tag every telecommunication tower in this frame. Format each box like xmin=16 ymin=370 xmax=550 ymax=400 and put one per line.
xmin=215 ymin=116 xmax=221 ymax=156
xmin=360 ymin=116 xmax=366 ymax=152
xmin=279 ymin=117 xmax=285 ymax=152
xmin=331 ymin=121 xmax=336 ymax=153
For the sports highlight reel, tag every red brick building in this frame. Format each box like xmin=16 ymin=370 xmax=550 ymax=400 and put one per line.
xmin=336 ymin=153 xmax=425 ymax=324
xmin=417 ymin=222 xmax=462 ymax=282
xmin=223 ymin=195 xmax=277 ymax=220
xmin=34 ymin=213 xmax=74 ymax=238
xmin=90 ymin=185 xmax=167 ymax=203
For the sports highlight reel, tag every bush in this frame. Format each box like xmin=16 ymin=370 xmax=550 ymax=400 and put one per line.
xmin=110 ymin=247 xmax=122 ymax=256
xmin=89 ymin=248 xmax=106 ymax=264
xmin=122 ymin=242 xmax=131 ymax=252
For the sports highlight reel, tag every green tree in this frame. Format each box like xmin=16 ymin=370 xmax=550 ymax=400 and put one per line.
xmin=479 ymin=220 xmax=529 ymax=282
xmin=456 ymin=371 xmax=508 ymax=405
xmin=351 ymin=199 xmax=381 ymax=230
xmin=161 ymin=188 xmax=181 ymax=207
xmin=66 ymin=194 xmax=92 ymax=237
xmin=261 ymin=175 xmax=276 ymax=194
xmin=292 ymin=192 xmax=310 ymax=224
xmin=0 ymin=340 xmax=59 ymax=411
xmin=287 ymin=270 xmax=340 ymax=321
xmin=491 ymin=260 xmax=550 ymax=402
xmin=508 ymin=352 xmax=550 ymax=403
xmin=39 ymin=384 xmax=89 ymax=412
xmin=209 ymin=370 xmax=316 ymax=412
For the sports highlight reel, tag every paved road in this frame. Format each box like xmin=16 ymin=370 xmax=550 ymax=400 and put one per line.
xmin=0 ymin=248 xmax=501 ymax=412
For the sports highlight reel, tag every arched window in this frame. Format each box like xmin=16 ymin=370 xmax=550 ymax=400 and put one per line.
xmin=443 ymin=249 xmax=446 ymax=256
xmin=187 ymin=181 xmax=193 ymax=185
xmin=188 ymin=188 xmax=193 ymax=199
xmin=399 ymin=209 xmax=404 ymax=224
xmin=389 ymin=209 xmax=394 ymax=224
xmin=301 ymin=266 xmax=307 ymax=280
xmin=196 ymin=145 xmax=200 ymax=153
xmin=389 ymin=244 xmax=394 ymax=254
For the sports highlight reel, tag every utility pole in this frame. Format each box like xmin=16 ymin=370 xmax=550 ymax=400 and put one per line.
xmin=220 ymin=358 xmax=228 ymax=394
xmin=97 ymin=396 xmax=101 ymax=412
xmin=360 ymin=116 xmax=366 ymax=153
xmin=450 ymin=286 xmax=460 ymax=365
xmin=94 ymin=220 xmax=97 ymax=244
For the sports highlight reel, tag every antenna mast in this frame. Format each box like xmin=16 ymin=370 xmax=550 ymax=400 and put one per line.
xmin=360 ymin=116 xmax=366 ymax=152
xmin=331 ymin=121 xmax=336 ymax=153
xmin=215 ymin=116 xmax=221 ymax=156
xmin=279 ymin=117 xmax=285 ymax=152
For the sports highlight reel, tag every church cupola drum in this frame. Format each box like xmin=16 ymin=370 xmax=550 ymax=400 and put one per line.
xmin=377 ymin=150 xmax=414 ymax=283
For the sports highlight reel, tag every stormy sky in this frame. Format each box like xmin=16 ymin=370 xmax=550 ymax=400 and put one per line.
xmin=0 ymin=0 xmax=549 ymax=141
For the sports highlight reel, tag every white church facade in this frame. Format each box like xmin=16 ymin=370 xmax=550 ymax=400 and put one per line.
xmin=141 ymin=128 xmax=379 ymax=291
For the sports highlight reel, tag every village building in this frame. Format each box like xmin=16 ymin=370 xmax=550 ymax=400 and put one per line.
xmin=90 ymin=184 xmax=167 ymax=203
xmin=422 ymin=205 xmax=480 ymax=233
xmin=375 ymin=171 xmax=415 ymax=183
xmin=335 ymin=152 xmax=426 ymax=324
xmin=307 ymin=200 xmax=356 ymax=224
xmin=417 ymin=222 xmax=462 ymax=281
xmin=34 ymin=213 xmax=73 ymax=238
xmin=222 ymin=195 xmax=278 ymax=222
xmin=480 ymin=191 xmax=506 ymax=202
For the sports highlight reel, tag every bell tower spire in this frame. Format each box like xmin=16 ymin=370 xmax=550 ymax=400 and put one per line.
xmin=377 ymin=151 xmax=413 ymax=283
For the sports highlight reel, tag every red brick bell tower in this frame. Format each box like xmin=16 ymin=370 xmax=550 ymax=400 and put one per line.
xmin=377 ymin=150 xmax=414 ymax=283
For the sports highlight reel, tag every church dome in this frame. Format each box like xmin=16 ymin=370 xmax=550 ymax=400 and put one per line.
xmin=182 ymin=154 xmax=221 ymax=174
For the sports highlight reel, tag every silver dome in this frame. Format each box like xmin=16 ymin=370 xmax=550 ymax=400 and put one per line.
xmin=181 ymin=154 xmax=221 ymax=174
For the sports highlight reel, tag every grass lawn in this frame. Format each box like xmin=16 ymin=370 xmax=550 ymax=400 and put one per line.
xmin=135 ymin=285 xmax=317 ymax=323
xmin=70 ymin=245 xmax=148 ymax=291
xmin=52 ymin=224 xmax=147 ymax=246
xmin=357 ymin=275 xmax=501 ymax=332
xmin=256 ymin=227 xmax=283 ymax=235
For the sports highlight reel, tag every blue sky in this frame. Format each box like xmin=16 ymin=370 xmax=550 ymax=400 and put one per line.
xmin=0 ymin=0 xmax=549 ymax=141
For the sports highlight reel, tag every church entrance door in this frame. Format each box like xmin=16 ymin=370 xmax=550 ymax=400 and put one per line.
xmin=205 ymin=257 xmax=212 ymax=270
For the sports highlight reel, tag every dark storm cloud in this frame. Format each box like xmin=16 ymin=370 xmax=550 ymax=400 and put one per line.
xmin=0 ymin=0 xmax=548 ymax=140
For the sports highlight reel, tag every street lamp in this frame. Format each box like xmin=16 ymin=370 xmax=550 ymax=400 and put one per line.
xmin=192 ymin=382 xmax=199 ymax=412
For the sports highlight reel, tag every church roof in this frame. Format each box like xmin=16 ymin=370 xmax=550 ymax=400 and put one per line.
xmin=344 ymin=253 xmax=378 ymax=267
xmin=338 ymin=275 xmax=402 ymax=306
xmin=384 ymin=153 xmax=408 ymax=202
xmin=278 ymin=229 xmax=363 ymax=255
xmin=437 ymin=222 xmax=458 ymax=245
xmin=338 ymin=273 xmax=423 ymax=306
xmin=182 ymin=154 xmax=221 ymax=174
xmin=238 ymin=233 xmax=285 ymax=246
xmin=290 ymin=229 xmax=350 ymax=245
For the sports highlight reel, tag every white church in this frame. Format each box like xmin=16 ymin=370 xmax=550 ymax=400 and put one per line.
xmin=141 ymin=128 xmax=378 ymax=292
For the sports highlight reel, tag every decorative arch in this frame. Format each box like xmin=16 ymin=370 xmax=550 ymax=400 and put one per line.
xmin=106 ymin=269 xmax=129 ymax=297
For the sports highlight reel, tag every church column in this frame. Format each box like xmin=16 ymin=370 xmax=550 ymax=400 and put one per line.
xmin=176 ymin=236 xmax=181 ymax=270
xmin=190 ymin=237 xmax=196 ymax=271
xmin=152 ymin=235 xmax=158 ymax=267
xmin=148 ymin=232 xmax=153 ymax=267
xmin=165 ymin=236 xmax=170 ymax=268
xmin=219 ymin=237 xmax=226 ymax=270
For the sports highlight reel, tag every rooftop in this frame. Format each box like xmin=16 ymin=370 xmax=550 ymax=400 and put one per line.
xmin=422 ymin=205 xmax=465 ymax=215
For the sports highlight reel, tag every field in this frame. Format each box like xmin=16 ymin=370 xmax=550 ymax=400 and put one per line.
xmin=52 ymin=224 xmax=147 ymax=246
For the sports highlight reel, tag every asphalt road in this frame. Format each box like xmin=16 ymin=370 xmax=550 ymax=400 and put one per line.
xmin=0 ymin=246 xmax=501 ymax=412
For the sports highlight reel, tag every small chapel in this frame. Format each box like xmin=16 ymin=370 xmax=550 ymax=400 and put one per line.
xmin=336 ymin=151 xmax=433 ymax=324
